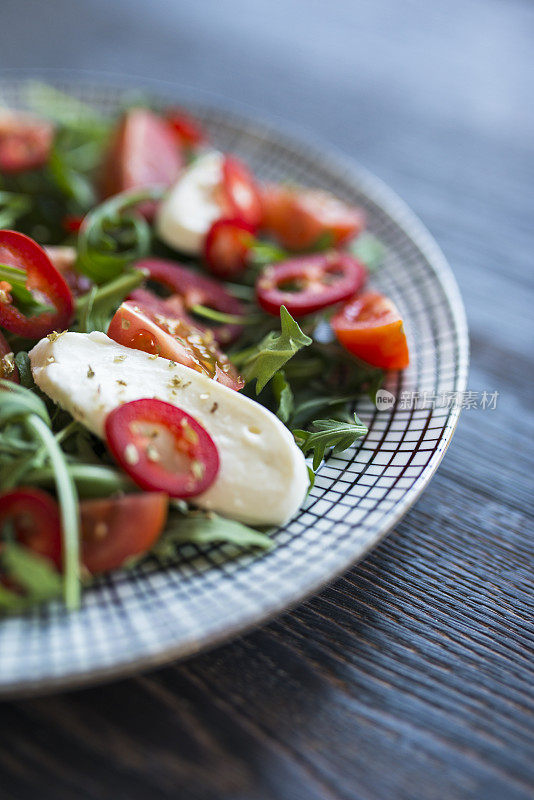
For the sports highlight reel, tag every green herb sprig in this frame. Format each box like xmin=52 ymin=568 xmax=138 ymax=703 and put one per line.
xmin=74 ymin=269 xmax=144 ymax=333
xmin=152 ymin=511 xmax=273 ymax=560
xmin=235 ymin=306 xmax=312 ymax=393
xmin=293 ymin=414 xmax=368 ymax=470
xmin=0 ymin=380 xmax=81 ymax=609
xmin=0 ymin=263 xmax=53 ymax=317
xmin=77 ymin=187 xmax=165 ymax=284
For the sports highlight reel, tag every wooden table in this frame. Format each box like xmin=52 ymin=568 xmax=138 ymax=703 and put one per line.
xmin=0 ymin=1 xmax=532 ymax=797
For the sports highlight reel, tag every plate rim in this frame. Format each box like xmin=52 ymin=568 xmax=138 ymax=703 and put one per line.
xmin=0 ymin=72 xmax=469 ymax=698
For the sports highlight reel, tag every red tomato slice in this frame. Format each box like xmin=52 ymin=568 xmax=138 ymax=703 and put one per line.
xmin=261 ymin=184 xmax=366 ymax=251
xmin=331 ymin=291 xmax=410 ymax=370
xmin=0 ymin=231 xmax=74 ymax=338
xmin=80 ymin=493 xmax=168 ymax=574
xmin=101 ymin=108 xmax=183 ymax=215
xmin=165 ymin=109 xmax=206 ymax=149
xmin=44 ymin=245 xmax=93 ymax=298
xmin=0 ymin=487 xmax=62 ymax=568
xmin=0 ymin=113 xmax=54 ymax=173
xmin=105 ymin=399 xmax=219 ymax=498
xmin=108 ymin=301 xmax=244 ymax=390
xmin=128 ymin=285 xmax=242 ymax=363
xmin=0 ymin=487 xmax=169 ymax=577
xmin=204 ymin=217 xmax=254 ymax=278
xmin=256 ymin=252 xmax=367 ymax=317
xmin=0 ymin=329 xmax=19 ymax=383
xmin=135 ymin=257 xmax=244 ymax=344
xmin=221 ymin=156 xmax=262 ymax=230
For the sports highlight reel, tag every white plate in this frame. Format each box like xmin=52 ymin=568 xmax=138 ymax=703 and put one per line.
xmin=0 ymin=78 xmax=468 ymax=697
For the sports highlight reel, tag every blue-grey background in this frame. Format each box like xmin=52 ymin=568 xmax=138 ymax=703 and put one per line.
xmin=1 ymin=2 xmax=533 ymax=799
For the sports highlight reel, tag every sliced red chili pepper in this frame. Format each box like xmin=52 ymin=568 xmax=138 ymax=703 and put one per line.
xmin=165 ymin=109 xmax=207 ymax=149
xmin=204 ymin=217 xmax=254 ymax=278
xmin=0 ymin=329 xmax=19 ymax=383
xmin=0 ymin=487 xmax=62 ymax=568
xmin=0 ymin=113 xmax=54 ymax=173
xmin=134 ymin=257 xmax=244 ymax=344
xmin=0 ymin=231 xmax=74 ymax=338
xmin=105 ymin=399 xmax=219 ymax=498
xmin=221 ymin=156 xmax=262 ymax=230
xmin=256 ymin=252 xmax=367 ymax=317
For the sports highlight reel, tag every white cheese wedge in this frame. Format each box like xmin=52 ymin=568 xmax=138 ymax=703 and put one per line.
xmin=29 ymin=332 xmax=309 ymax=526
xmin=156 ymin=150 xmax=224 ymax=255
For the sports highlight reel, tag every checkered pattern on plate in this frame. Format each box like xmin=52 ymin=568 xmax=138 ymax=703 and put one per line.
xmin=0 ymin=77 xmax=468 ymax=696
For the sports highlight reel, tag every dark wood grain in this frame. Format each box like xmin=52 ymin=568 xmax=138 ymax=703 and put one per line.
xmin=0 ymin=1 xmax=533 ymax=798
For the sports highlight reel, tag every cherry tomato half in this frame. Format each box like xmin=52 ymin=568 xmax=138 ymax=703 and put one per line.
xmin=80 ymin=493 xmax=168 ymax=574
xmin=331 ymin=291 xmax=410 ymax=370
xmin=107 ymin=301 xmax=244 ymax=391
xmin=0 ymin=487 xmax=62 ymax=568
xmin=261 ymin=184 xmax=366 ymax=251
xmin=101 ymin=108 xmax=183 ymax=216
xmin=221 ymin=156 xmax=262 ymax=230
xmin=135 ymin=257 xmax=244 ymax=344
xmin=0 ymin=230 xmax=74 ymax=338
xmin=0 ymin=488 xmax=169 ymax=577
xmin=256 ymin=252 xmax=367 ymax=317
xmin=165 ymin=109 xmax=206 ymax=149
xmin=105 ymin=399 xmax=219 ymax=498
xmin=0 ymin=113 xmax=54 ymax=173
xmin=204 ymin=217 xmax=254 ymax=279
xmin=0 ymin=329 xmax=18 ymax=383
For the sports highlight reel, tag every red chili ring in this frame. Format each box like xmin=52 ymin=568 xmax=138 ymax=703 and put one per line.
xmin=256 ymin=252 xmax=367 ymax=317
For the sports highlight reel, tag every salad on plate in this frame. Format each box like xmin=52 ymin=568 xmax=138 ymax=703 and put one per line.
xmin=0 ymin=85 xmax=409 ymax=612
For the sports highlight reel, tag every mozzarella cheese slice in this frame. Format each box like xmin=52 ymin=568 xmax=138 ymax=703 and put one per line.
xmin=156 ymin=150 xmax=224 ymax=255
xmin=29 ymin=332 xmax=309 ymax=526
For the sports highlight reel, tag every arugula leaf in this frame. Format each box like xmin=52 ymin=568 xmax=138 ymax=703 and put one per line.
xmin=240 ymin=306 xmax=312 ymax=394
xmin=248 ymin=240 xmax=288 ymax=267
xmin=349 ymin=233 xmax=386 ymax=272
xmin=14 ymin=352 xmax=34 ymax=389
xmin=0 ymin=583 xmax=30 ymax=612
xmin=271 ymin=370 xmax=294 ymax=423
xmin=152 ymin=512 xmax=273 ymax=559
xmin=0 ymin=191 xmax=32 ymax=229
xmin=308 ymin=231 xmax=335 ymax=252
xmin=48 ymin=134 xmax=96 ymax=210
xmin=0 ymin=263 xmax=53 ymax=317
xmin=24 ymin=83 xmax=110 ymax=216
xmin=293 ymin=413 xmax=368 ymax=470
xmin=190 ymin=304 xmax=254 ymax=326
xmin=74 ymin=269 xmax=144 ymax=333
xmin=0 ymin=378 xmax=50 ymax=425
xmin=0 ymin=380 xmax=81 ymax=609
xmin=1 ymin=543 xmax=62 ymax=603
xmin=77 ymin=187 xmax=164 ymax=284
xmin=25 ymin=463 xmax=133 ymax=498
xmin=25 ymin=82 xmax=110 ymax=139
xmin=223 ymin=282 xmax=255 ymax=301
xmin=291 ymin=394 xmax=355 ymax=429
xmin=306 ymin=465 xmax=316 ymax=495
